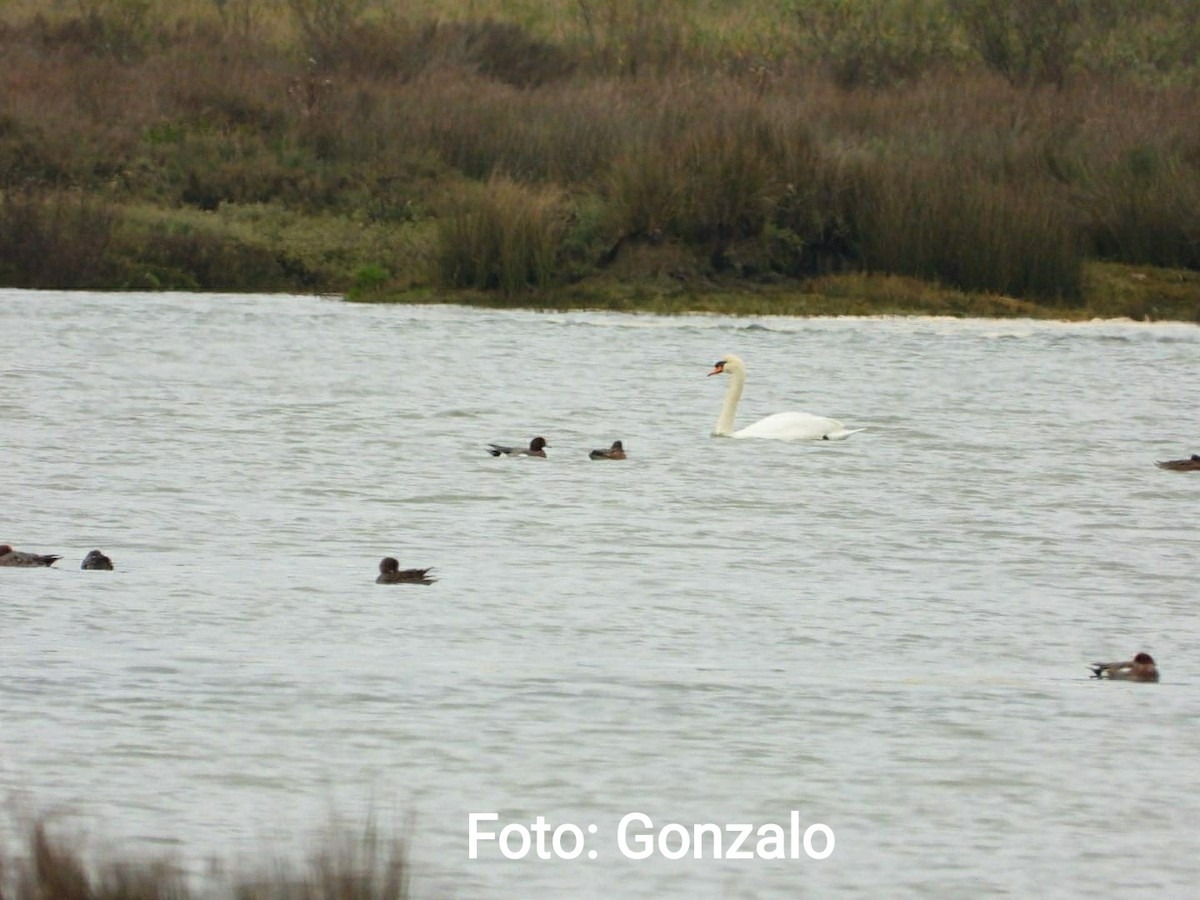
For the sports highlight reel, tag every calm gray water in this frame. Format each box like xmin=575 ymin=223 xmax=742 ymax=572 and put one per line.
xmin=2 ymin=289 xmax=1198 ymax=897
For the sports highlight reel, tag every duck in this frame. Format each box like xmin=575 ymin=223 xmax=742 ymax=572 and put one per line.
xmin=589 ymin=440 xmax=627 ymax=460
xmin=81 ymin=549 xmax=114 ymax=570
xmin=487 ymin=436 xmax=548 ymax=458
xmin=708 ymin=354 xmax=863 ymax=441
xmin=0 ymin=544 xmax=62 ymax=567
xmin=1155 ymin=454 xmax=1200 ymax=471
xmin=1089 ymin=652 xmax=1159 ymax=683
xmin=376 ymin=557 xmax=436 ymax=585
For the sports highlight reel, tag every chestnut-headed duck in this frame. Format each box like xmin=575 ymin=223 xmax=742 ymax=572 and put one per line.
xmin=376 ymin=557 xmax=436 ymax=585
xmin=81 ymin=549 xmax=114 ymax=570
xmin=0 ymin=544 xmax=62 ymax=567
xmin=1156 ymin=454 xmax=1200 ymax=471
xmin=487 ymin=436 xmax=548 ymax=458
xmin=1089 ymin=652 xmax=1159 ymax=683
xmin=589 ymin=440 xmax=627 ymax=460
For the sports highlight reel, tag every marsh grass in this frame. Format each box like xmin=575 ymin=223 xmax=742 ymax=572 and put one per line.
xmin=1084 ymin=148 xmax=1200 ymax=271
xmin=0 ymin=819 xmax=408 ymax=900
xmin=853 ymin=159 xmax=1083 ymax=302
xmin=0 ymin=189 xmax=119 ymax=288
xmin=0 ymin=2 xmax=1199 ymax=316
xmin=1083 ymin=260 xmax=1200 ymax=321
xmin=435 ymin=176 xmax=568 ymax=294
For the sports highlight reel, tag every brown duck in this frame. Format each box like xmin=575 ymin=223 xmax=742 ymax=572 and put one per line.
xmin=589 ymin=440 xmax=627 ymax=460
xmin=81 ymin=550 xmax=114 ymax=570
xmin=0 ymin=544 xmax=61 ymax=567
xmin=376 ymin=557 xmax=436 ymax=585
xmin=1156 ymin=454 xmax=1200 ymax=471
xmin=1089 ymin=652 xmax=1159 ymax=683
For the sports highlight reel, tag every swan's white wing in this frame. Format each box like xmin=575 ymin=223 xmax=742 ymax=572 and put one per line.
xmin=731 ymin=411 xmax=863 ymax=441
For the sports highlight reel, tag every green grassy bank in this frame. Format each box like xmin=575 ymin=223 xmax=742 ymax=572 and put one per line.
xmin=1 ymin=1 xmax=1198 ymax=321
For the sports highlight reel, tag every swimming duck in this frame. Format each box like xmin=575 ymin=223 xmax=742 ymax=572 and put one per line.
xmin=1089 ymin=652 xmax=1159 ymax=683
xmin=376 ymin=557 xmax=436 ymax=585
xmin=589 ymin=440 xmax=627 ymax=460
xmin=1155 ymin=454 xmax=1200 ymax=471
xmin=81 ymin=549 xmax=114 ymax=570
xmin=0 ymin=544 xmax=62 ymax=567
xmin=487 ymin=436 xmax=548 ymax=458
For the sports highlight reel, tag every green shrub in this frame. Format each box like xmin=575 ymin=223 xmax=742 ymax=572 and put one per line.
xmin=351 ymin=262 xmax=391 ymax=294
xmin=125 ymin=221 xmax=323 ymax=291
xmin=951 ymin=0 xmax=1088 ymax=87
xmin=33 ymin=0 xmax=161 ymax=61
xmin=797 ymin=0 xmax=958 ymax=88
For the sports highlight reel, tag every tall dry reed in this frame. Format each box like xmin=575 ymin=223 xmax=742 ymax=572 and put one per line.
xmin=435 ymin=176 xmax=568 ymax=293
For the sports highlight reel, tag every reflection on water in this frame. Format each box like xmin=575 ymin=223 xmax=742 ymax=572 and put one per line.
xmin=2 ymin=290 xmax=1198 ymax=896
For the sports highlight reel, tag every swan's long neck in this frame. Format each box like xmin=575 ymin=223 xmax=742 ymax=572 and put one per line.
xmin=715 ymin=366 xmax=745 ymax=436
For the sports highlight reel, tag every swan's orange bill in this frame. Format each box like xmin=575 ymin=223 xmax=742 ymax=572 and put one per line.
xmin=708 ymin=362 xmax=725 ymax=376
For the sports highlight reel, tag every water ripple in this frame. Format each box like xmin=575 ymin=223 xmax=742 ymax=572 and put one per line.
xmin=1 ymin=289 xmax=1197 ymax=896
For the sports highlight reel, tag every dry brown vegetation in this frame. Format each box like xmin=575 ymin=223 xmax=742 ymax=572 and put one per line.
xmin=0 ymin=0 xmax=1198 ymax=318
xmin=0 ymin=818 xmax=408 ymax=900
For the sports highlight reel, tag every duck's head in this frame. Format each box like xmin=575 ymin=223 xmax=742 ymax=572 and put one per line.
xmin=530 ymin=436 xmax=548 ymax=451
xmin=1134 ymin=652 xmax=1155 ymax=665
xmin=611 ymin=440 xmax=623 ymax=450
xmin=379 ymin=557 xmax=399 ymax=574
xmin=0 ymin=545 xmax=11 ymax=555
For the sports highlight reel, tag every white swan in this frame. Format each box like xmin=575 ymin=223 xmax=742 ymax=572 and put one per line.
xmin=708 ymin=353 xmax=863 ymax=441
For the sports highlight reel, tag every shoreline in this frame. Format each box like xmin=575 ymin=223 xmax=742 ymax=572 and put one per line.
xmin=347 ymin=262 xmax=1200 ymax=323
xmin=6 ymin=273 xmax=1199 ymax=325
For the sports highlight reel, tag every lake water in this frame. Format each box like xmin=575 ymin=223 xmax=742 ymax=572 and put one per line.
xmin=1 ymin=289 xmax=1198 ymax=897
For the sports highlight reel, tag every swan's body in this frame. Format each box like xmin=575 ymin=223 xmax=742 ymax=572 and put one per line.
xmin=708 ymin=354 xmax=862 ymax=441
